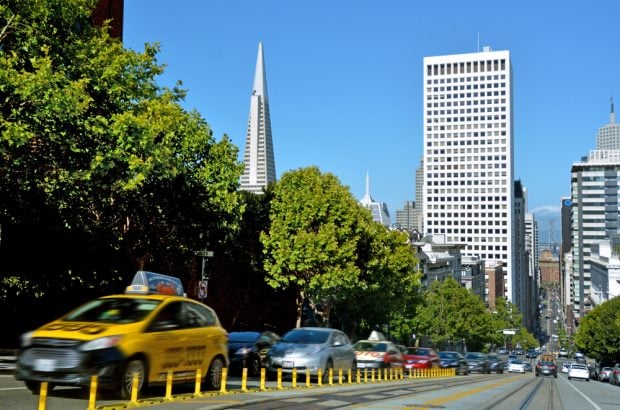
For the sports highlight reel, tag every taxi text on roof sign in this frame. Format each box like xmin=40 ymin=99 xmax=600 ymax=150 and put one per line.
xmin=125 ymin=271 xmax=185 ymax=296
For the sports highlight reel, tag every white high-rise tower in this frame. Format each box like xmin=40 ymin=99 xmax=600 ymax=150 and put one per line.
xmin=422 ymin=48 xmax=516 ymax=302
xmin=240 ymin=42 xmax=276 ymax=194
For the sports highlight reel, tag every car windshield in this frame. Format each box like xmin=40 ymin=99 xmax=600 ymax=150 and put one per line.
xmin=353 ymin=341 xmax=387 ymax=352
xmin=465 ymin=353 xmax=485 ymax=360
xmin=487 ymin=355 xmax=499 ymax=361
xmin=64 ymin=298 xmax=160 ymax=324
xmin=539 ymin=361 xmax=554 ymax=366
xmin=439 ymin=352 xmax=457 ymax=359
xmin=405 ymin=348 xmax=431 ymax=355
xmin=571 ymin=364 xmax=587 ymax=370
xmin=228 ymin=332 xmax=260 ymax=343
xmin=280 ymin=329 xmax=329 ymax=344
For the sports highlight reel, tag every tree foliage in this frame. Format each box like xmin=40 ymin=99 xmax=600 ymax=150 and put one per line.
xmin=0 ymin=0 xmax=243 ymax=274
xmin=574 ymin=297 xmax=620 ymax=363
xmin=260 ymin=166 xmax=422 ymax=330
xmin=413 ymin=278 xmax=494 ymax=351
xmin=0 ymin=0 xmax=243 ymax=344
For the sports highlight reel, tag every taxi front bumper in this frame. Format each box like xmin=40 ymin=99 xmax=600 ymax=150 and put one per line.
xmin=15 ymin=346 xmax=125 ymax=389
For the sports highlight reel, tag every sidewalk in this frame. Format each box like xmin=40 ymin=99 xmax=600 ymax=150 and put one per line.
xmin=0 ymin=349 xmax=17 ymax=375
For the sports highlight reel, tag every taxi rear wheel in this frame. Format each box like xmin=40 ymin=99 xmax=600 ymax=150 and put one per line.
xmin=203 ymin=356 xmax=225 ymax=390
xmin=119 ymin=358 xmax=146 ymax=400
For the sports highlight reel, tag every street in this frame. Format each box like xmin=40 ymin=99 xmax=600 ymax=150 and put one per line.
xmin=2 ymin=365 xmax=619 ymax=410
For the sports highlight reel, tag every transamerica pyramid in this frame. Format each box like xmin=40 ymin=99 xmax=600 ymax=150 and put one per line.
xmin=239 ymin=42 xmax=276 ymax=194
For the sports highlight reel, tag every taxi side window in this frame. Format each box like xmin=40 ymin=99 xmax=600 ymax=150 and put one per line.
xmin=183 ymin=302 xmax=217 ymax=327
xmin=149 ymin=302 xmax=184 ymax=331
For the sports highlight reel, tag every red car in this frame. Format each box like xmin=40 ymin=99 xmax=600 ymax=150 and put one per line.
xmin=402 ymin=347 xmax=440 ymax=371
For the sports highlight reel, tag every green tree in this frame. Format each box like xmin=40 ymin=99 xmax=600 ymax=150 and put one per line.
xmin=332 ymin=224 xmax=422 ymax=341
xmin=0 ymin=0 xmax=243 ymax=277
xmin=260 ymin=166 xmax=370 ymax=328
xmin=0 ymin=0 xmax=244 ymax=347
xmin=574 ymin=297 xmax=620 ymax=363
xmin=413 ymin=278 xmax=493 ymax=351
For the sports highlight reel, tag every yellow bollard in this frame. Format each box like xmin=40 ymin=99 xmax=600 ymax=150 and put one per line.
xmin=389 ymin=367 xmax=393 ymax=380
xmin=260 ymin=368 xmax=266 ymax=391
xmin=356 ymin=368 xmax=361 ymax=384
xmin=241 ymin=368 xmax=248 ymax=392
xmin=306 ymin=369 xmax=311 ymax=387
xmin=219 ymin=367 xmax=228 ymax=394
xmin=165 ymin=370 xmax=173 ymax=401
xmin=318 ymin=368 xmax=323 ymax=386
xmin=38 ymin=382 xmax=48 ymax=410
xmin=384 ymin=367 xmax=388 ymax=381
xmin=328 ymin=368 xmax=334 ymax=386
xmin=364 ymin=368 xmax=368 ymax=383
xmin=277 ymin=368 xmax=283 ymax=390
xmin=348 ymin=368 xmax=352 ymax=384
xmin=194 ymin=369 xmax=202 ymax=396
xmin=292 ymin=368 xmax=297 ymax=388
xmin=338 ymin=368 xmax=343 ymax=385
xmin=130 ymin=372 xmax=139 ymax=405
xmin=88 ymin=375 xmax=98 ymax=410
xmin=371 ymin=368 xmax=375 ymax=382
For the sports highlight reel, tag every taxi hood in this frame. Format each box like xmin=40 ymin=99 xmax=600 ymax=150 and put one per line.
xmin=32 ymin=320 xmax=144 ymax=341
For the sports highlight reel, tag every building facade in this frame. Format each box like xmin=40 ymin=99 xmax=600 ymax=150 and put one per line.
xmin=422 ymin=48 xmax=515 ymax=302
xmin=571 ymin=149 xmax=620 ymax=318
xmin=240 ymin=42 xmax=276 ymax=194
xmin=395 ymin=200 xmax=416 ymax=231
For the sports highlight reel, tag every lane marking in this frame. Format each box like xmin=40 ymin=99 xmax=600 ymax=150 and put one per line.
xmin=560 ymin=377 xmax=602 ymax=410
xmin=0 ymin=387 xmax=26 ymax=391
xmin=408 ymin=375 xmax=524 ymax=409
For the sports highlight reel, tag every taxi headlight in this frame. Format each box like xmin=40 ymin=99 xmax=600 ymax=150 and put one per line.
xmin=79 ymin=336 xmax=123 ymax=352
xmin=21 ymin=331 xmax=34 ymax=348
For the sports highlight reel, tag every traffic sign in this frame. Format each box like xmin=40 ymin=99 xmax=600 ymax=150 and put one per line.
xmin=198 ymin=280 xmax=208 ymax=299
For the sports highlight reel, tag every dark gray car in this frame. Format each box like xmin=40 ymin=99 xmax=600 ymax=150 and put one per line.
xmin=464 ymin=352 xmax=490 ymax=374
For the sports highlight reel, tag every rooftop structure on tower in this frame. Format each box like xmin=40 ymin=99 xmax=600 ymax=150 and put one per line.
xmin=359 ymin=173 xmax=390 ymax=226
xmin=596 ymin=98 xmax=620 ymax=149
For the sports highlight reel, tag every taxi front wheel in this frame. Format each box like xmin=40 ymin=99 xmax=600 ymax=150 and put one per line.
xmin=119 ymin=358 xmax=146 ymax=400
xmin=203 ymin=356 xmax=225 ymax=390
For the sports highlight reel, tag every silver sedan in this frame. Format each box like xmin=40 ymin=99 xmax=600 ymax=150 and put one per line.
xmin=265 ymin=327 xmax=356 ymax=382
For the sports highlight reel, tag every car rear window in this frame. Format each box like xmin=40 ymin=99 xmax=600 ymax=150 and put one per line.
xmin=281 ymin=329 xmax=329 ymax=344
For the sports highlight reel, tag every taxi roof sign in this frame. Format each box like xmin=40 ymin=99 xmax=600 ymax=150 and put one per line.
xmin=125 ymin=271 xmax=185 ymax=296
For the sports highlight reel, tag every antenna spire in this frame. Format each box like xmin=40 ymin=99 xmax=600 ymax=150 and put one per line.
xmin=612 ymin=96 xmax=616 ymax=124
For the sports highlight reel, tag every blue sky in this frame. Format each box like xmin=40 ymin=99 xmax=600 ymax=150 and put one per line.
xmin=123 ymin=0 xmax=620 ymax=244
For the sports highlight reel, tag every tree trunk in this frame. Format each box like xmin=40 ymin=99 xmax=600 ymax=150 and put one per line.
xmin=295 ymin=288 xmax=304 ymax=328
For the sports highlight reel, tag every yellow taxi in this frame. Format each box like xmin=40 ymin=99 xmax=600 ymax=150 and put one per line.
xmin=15 ymin=271 xmax=228 ymax=398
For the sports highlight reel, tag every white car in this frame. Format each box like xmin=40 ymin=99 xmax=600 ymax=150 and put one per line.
xmin=558 ymin=348 xmax=568 ymax=358
xmin=568 ymin=363 xmax=590 ymax=381
xmin=507 ymin=359 xmax=526 ymax=373
xmin=561 ymin=362 xmax=571 ymax=373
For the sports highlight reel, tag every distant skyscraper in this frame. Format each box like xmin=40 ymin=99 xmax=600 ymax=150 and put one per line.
xmin=360 ymin=173 xmax=391 ymax=226
xmin=395 ymin=200 xmax=416 ymax=231
xmin=596 ymin=98 xmax=620 ymax=149
xmin=415 ymin=156 xmax=424 ymax=233
xmin=240 ymin=42 xmax=276 ymax=194
xmin=422 ymin=48 xmax=515 ymax=301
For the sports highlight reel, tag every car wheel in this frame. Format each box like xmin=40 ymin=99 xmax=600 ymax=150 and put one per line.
xmin=568 ymin=376 xmax=571 ymax=380
xmin=24 ymin=381 xmax=52 ymax=394
xmin=322 ymin=359 xmax=333 ymax=383
xmin=203 ymin=356 xmax=225 ymax=390
xmin=119 ymin=358 xmax=146 ymax=400
xmin=249 ymin=356 xmax=261 ymax=378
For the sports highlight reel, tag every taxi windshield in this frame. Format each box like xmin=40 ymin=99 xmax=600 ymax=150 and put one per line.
xmin=64 ymin=298 xmax=161 ymax=324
